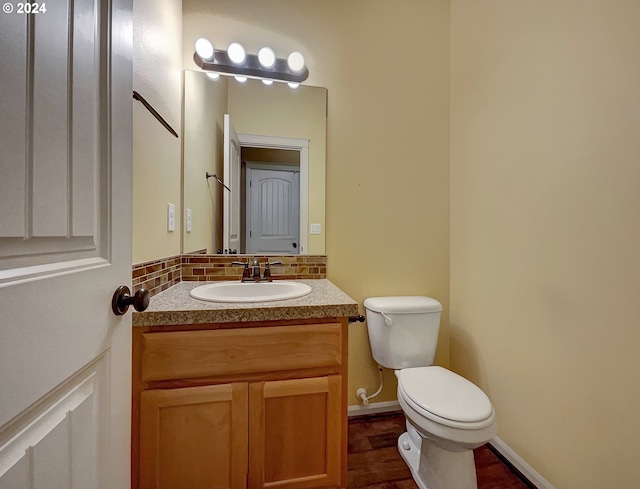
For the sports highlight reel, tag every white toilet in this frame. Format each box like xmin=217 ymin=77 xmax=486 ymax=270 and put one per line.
xmin=363 ymin=296 xmax=497 ymax=489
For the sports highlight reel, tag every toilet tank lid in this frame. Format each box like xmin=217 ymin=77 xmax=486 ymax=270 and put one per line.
xmin=364 ymin=296 xmax=442 ymax=314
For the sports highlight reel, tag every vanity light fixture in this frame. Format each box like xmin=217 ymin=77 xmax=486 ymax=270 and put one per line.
xmin=258 ymin=47 xmax=276 ymax=69
xmin=195 ymin=38 xmax=215 ymax=61
xmin=227 ymin=42 xmax=246 ymax=65
xmin=194 ymin=38 xmax=309 ymax=85
xmin=287 ymin=51 xmax=305 ymax=73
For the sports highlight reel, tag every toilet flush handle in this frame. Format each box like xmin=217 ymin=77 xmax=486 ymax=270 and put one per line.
xmin=381 ymin=312 xmax=393 ymax=326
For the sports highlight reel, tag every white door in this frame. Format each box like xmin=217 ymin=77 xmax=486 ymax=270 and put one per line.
xmin=246 ymin=167 xmax=300 ymax=254
xmin=223 ymin=114 xmax=241 ymax=254
xmin=0 ymin=0 xmax=132 ymax=487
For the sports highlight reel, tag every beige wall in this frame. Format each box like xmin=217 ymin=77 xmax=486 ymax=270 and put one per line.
xmin=450 ymin=1 xmax=640 ymax=487
xmin=181 ymin=0 xmax=451 ymax=403
xmin=183 ymin=71 xmax=228 ymax=254
xmin=132 ymin=0 xmax=183 ymax=263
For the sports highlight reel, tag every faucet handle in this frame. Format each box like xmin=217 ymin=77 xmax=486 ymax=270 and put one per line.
xmin=232 ymin=261 xmax=252 ymax=281
xmin=262 ymin=261 xmax=281 ymax=281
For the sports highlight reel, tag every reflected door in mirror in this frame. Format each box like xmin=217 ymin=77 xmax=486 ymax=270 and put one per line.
xmin=247 ymin=167 xmax=300 ymax=254
xmin=223 ymin=114 xmax=241 ymax=253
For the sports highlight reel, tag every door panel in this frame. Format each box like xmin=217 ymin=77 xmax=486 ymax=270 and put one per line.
xmin=0 ymin=361 xmax=104 ymax=488
xmin=0 ymin=0 xmax=132 ymax=486
xmin=248 ymin=376 xmax=341 ymax=489
xmin=247 ymin=168 xmax=300 ymax=254
xmin=32 ymin=1 xmax=71 ymax=237
xmin=0 ymin=13 xmax=27 ymax=238
xmin=0 ymin=0 xmax=103 ymax=270
xmin=140 ymin=383 xmax=248 ymax=489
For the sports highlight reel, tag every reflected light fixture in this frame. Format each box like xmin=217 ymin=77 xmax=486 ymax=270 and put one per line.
xmin=194 ymin=38 xmax=309 ymax=85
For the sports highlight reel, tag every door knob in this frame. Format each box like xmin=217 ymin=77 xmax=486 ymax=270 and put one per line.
xmin=112 ymin=286 xmax=150 ymax=316
xmin=292 ymin=242 xmax=297 ymax=249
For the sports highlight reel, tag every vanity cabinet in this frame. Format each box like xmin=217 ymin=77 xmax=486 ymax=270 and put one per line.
xmin=248 ymin=376 xmax=342 ymax=489
xmin=132 ymin=319 xmax=348 ymax=489
xmin=140 ymin=382 xmax=249 ymax=489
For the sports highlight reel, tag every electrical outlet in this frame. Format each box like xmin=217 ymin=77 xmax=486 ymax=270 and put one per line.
xmin=167 ymin=203 xmax=175 ymax=231
xmin=310 ymin=223 xmax=321 ymax=234
xmin=186 ymin=209 xmax=192 ymax=232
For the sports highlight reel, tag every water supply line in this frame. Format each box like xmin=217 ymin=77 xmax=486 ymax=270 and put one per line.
xmin=356 ymin=366 xmax=384 ymax=405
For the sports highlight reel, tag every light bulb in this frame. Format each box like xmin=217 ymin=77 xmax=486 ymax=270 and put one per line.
xmin=228 ymin=42 xmax=246 ymax=65
xmin=234 ymin=76 xmax=247 ymax=83
xmin=206 ymin=72 xmax=220 ymax=81
xmin=261 ymin=79 xmax=273 ymax=85
xmin=287 ymin=82 xmax=299 ymax=89
xmin=258 ymin=47 xmax=276 ymax=69
xmin=287 ymin=51 xmax=305 ymax=73
xmin=195 ymin=38 xmax=214 ymax=61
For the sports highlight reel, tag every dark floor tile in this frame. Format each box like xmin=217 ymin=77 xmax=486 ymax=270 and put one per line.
xmin=347 ymin=413 xmax=529 ymax=489
xmin=368 ymin=432 xmax=401 ymax=449
xmin=348 ymin=460 xmax=414 ymax=489
xmin=349 ymin=446 xmax=409 ymax=469
xmin=348 ymin=436 xmax=373 ymax=453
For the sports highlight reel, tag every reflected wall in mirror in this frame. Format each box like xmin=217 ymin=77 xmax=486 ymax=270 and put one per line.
xmin=183 ymin=70 xmax=327 ymax=255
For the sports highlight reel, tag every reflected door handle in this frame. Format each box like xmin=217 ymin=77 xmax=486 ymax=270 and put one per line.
xmin=112 ymin=286 xmax=150 ymax=316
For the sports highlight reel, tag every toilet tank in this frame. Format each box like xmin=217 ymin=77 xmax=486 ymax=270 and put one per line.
xmin=363 ymin=296 xmax=443 ymax=370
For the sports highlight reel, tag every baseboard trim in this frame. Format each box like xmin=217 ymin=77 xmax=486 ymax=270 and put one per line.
xmin=347 ymin=400 xmax=401 ymax=417
xmin=489 ymin=436 xmax=555 ymax=489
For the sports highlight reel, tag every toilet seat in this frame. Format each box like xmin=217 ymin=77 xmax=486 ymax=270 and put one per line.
xmin=398 ymin=366 xmax=494 ymax=430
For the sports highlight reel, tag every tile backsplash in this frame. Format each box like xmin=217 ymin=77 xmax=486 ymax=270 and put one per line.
xmin=132 ymin=254 xmax=327 ymax=297
xmin=132 ymin=255 xmax=182 ymax=297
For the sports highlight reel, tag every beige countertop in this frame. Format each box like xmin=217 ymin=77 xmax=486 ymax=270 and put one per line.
xmin=132 ymin=279 xmax=360 ymax=327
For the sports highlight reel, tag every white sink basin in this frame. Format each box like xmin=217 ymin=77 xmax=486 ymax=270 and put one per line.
xmin=189 ymin=281 xmax=312 ymax=303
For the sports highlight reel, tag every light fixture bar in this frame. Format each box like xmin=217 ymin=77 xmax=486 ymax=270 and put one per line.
xmin=194 ymin=49 xmax=309 ymax=83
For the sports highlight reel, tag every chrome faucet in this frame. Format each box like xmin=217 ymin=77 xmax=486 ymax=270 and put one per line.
xmin=233 ymin=259 xmax=281 ymax=282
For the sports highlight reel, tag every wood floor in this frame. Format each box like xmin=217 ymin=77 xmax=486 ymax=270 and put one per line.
xmin=348 ymin=413 xmax=532 ymax=489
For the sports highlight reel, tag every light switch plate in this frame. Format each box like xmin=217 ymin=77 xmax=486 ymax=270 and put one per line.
xmin=186 ymin=208 xmax=192 ymax=232
xmin=310 ymin=223 xmax=321 ymax=234
xmin=167 ymin=203 xmax=175 ymax=232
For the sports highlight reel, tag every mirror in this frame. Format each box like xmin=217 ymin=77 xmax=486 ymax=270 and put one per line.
xmin=182 ymin=70 xmax=327 ymax=255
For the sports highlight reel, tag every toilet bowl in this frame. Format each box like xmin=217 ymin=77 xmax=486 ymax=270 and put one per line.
xmin=363 ymin=296 xmax=497 ymax=489
xmin=397 ymin=366 xmax=496 ymax=451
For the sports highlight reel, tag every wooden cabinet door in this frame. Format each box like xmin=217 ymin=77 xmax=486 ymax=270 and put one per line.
xmin=140 ymin=383 xmax=248 ymax=489
xmin=248 ymin=376 xmax=342 ymax=489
